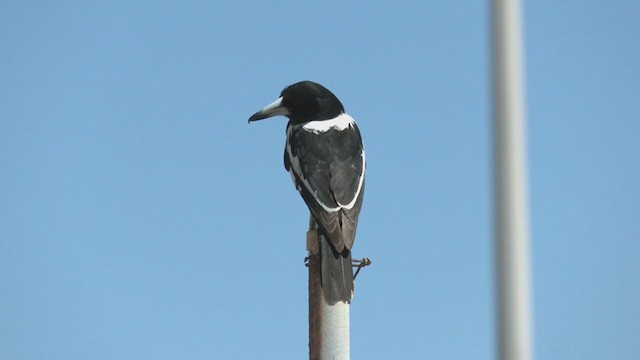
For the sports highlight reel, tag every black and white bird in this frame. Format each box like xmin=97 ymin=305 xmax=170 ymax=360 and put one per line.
xmin=249 ymin=81 xmax=365 ymax=304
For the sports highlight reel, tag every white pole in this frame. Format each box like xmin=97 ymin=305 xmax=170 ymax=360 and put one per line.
xmin=492 ymin=0 xmax=534 ymax=360
xmin=307 ymin=219 xmax=350 ymax=360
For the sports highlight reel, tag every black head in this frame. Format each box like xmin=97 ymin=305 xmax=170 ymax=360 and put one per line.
xmin=248 ymin=81 xmax=345 ymax=124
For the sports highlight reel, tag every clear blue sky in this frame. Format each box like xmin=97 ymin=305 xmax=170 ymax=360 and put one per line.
xmin=1 ymin=1 xmax=639 ymax=359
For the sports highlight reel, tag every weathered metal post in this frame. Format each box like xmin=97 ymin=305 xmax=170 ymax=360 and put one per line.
xmin=307 ymin=218 xmax=350 ymax=360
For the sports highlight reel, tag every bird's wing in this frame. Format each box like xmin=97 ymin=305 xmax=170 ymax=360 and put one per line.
xmin=286 ymin=122 xmax=365 ymax=252
xmin=335 ymin=179 xmax=364 ymax=251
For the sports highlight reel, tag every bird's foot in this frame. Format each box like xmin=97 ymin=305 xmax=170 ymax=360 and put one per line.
xmin=352 ymin=257 xmax=372 ymax=280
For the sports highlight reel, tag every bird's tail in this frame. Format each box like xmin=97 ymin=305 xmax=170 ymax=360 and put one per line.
xmin=319 ymin=233 xmax=354 ymax=305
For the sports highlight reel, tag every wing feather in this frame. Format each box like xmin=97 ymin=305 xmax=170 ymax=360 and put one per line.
xmin=285 ymin=120 xmax=365 ymax=252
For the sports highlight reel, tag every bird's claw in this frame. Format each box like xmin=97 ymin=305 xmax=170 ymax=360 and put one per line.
xmin=352 ymin=257 xmax=372 ymax=280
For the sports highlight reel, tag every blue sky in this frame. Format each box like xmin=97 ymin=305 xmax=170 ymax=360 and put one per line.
xmin=1 ymin=1 xmax=638 ymax=359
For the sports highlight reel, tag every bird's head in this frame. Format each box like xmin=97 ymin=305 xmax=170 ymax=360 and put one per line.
xmin=248 ymin=81 xmax=345 ymax=124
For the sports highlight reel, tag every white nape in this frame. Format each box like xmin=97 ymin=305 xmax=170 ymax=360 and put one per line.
xmin=302 ymin=113 xmax=354 ymax=133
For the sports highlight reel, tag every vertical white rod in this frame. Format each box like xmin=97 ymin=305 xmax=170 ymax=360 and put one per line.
xmin=308 ymin=219 xmax=350 ymax=360
xmin=492 ymin=0 xmax=533 ymax=360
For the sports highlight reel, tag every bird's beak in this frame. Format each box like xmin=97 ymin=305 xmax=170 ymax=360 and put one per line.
xmin=248 ymin=97 xmax=290 ymax=122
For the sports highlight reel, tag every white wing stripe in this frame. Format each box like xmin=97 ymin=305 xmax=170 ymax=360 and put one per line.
xmin=335 ymin=149 xmax=365 ymax=210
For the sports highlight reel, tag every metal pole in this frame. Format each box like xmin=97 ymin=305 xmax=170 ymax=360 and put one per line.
xmin=307 ymin=218 xmax=350 ymax=360
xmin=492 ymin=0 xmax=534 ymax=360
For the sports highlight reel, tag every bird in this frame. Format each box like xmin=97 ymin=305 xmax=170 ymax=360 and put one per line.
xmin=248 ymin=81 xmax=366 ymax=304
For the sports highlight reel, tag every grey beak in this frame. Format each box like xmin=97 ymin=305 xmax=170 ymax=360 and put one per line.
xmin=248 ymin=97 xmax=290 ymax=122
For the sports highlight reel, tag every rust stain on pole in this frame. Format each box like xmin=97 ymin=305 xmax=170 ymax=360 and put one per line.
xmin=308 ymin=227 xmax=323 ymax=359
